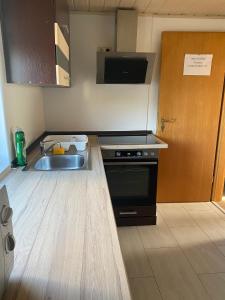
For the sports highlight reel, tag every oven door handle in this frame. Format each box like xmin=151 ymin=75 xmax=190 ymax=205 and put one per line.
xmin=104 ymin=161 xmax=157 ymax=166
xmin=119 ymin=211 xmax=138 ymax=216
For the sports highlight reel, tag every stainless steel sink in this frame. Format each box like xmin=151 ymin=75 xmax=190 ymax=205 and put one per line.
xmin=34 ymin=155 xmax=85 ymax=171
xmin=24 ymin=142 xmax=91 ymax=171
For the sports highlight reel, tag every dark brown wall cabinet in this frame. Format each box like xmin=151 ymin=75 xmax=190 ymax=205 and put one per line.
xmin=1 ymin=0 xmax=70 ymax=87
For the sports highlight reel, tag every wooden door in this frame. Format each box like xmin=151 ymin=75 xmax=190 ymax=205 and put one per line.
xmin=212 ymin=81 xmax=225 ymax=202
xmin=157 ymin=32 xmax=225 ymax=203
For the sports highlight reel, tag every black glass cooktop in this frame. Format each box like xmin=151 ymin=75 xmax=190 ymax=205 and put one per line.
xmin=98 ymin=134 xmax=160 ymax=145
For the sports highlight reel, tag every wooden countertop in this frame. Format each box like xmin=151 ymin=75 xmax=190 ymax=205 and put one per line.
xmin=0 ymin=136 xmax=132 ymax=300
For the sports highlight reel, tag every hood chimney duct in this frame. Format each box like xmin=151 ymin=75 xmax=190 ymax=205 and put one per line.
xmin=116 ymin=10 xmax=138 ymax=52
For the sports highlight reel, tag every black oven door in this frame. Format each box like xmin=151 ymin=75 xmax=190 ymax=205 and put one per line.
xmin=104 ymin=160 xmax=158 ymax=207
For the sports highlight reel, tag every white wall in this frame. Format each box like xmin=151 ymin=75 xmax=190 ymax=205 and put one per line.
xmin=0 ymin=83 xmax=10 ymax=172
xmin=0 ymin=28 xmax=45 ymax=165
xmin=43 ymin=13 xmax=225 ymax=133
xmin=44 ymin=14 xmax=150 ymax=132
xmin=3 ymin=85 xmax=45 ymax=158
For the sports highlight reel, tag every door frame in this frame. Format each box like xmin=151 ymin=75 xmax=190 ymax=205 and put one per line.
xmin=212 ymin=76 xmax=225 ymax=202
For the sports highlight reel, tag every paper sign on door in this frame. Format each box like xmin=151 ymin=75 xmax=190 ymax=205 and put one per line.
xmin=183 ymin=54 xmax=213 ymax=76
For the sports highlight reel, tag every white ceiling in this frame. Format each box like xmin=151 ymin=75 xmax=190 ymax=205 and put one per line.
xmin=68 ymin=0 xmax=225 ymax=16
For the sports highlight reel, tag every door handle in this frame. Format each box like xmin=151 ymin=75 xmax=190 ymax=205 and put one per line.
xmin=161 ymin=118 xmax=176 ymax=132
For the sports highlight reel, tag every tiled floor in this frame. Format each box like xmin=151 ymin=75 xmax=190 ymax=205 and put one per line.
xmin=215 ymin=200 xmax=225 ymax=212
xmin=118 ymin=202 xmax=225 ymax=300
xmin=216 ymin=184 xmax=225 ymax=210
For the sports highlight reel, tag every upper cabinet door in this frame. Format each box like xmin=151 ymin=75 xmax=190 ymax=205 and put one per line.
xmin=1 ymin=0 xmax=70 ymax=87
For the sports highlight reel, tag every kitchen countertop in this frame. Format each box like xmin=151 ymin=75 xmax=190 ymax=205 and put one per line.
xmin=0 ymin=136 xmax=132 ymax=300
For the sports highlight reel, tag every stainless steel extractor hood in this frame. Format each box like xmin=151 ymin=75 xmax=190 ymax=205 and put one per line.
xmin=96 ymin=9 xmax=156 ymax=84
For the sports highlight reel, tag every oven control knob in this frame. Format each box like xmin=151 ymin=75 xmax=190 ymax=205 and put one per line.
xmin=137 ymin=151 xmax=142 ymax=157
xmin=115 ymin=151 xmax=121 ymax=157
xmin=127 ymin=152 xmax=131 ymax=156
xmin=5 ymin=233 xmax=16 ymax=253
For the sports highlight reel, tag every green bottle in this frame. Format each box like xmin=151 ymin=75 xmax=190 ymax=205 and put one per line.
xmin=15 ymin=130 xmax=26 ymax=166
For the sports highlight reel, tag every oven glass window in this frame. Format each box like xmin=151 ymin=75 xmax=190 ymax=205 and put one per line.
xmin=104 ymin=164 xmax=157 ymax=206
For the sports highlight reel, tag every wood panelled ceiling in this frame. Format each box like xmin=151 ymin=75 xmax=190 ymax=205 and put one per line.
xmin=68 ymin=0 xmax=225 ymax=16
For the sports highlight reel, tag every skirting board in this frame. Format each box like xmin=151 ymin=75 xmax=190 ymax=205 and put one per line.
xmin=0 ymin=166 xmax=11 ymax=181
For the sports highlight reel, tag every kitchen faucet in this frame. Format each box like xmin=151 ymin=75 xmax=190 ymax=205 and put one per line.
xmin=40 ymin=140 xmax=61 ymax=156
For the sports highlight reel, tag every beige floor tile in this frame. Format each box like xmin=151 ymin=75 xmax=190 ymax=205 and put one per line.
xmin=217 ymin=245 xmax=225 ymax=256
xmin=158 ymin=206 xmax=196 ymax=227
xmin=157 ymin=203 xmax=186 ymax=208
xmin=138 ymin=214 xmax=178 ymax=249
xmin=147 ymin=247 xmax=211 ymax=300
xmin=158 ymin=202 xmax=219 ymax=213
xmin=171 ymin=225 xmax=225 ymax=274
xmin=129 ymin=277 xmax=162 ymax=300
xmin=118 ymin=227 xmax=153 ymax=278
xmin=213 ymin=201 xmax=225 ymax=214
xmin=210 ymin=203 xmax=225 ymax=216
xmin=200 ymin=273 xmax=225 ymax=300
xmin=189 ymin=210 xmax=225 ymax=245
xmin=181 ymin=202 xmax=212 ymax=211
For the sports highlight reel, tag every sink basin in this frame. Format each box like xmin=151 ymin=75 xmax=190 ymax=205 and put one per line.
xmin=34 ymin=155 xmax=85 ymax=171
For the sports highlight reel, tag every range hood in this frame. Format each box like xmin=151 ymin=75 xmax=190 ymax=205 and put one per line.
xmin=96 ymin=10 xmax=155 ymax=84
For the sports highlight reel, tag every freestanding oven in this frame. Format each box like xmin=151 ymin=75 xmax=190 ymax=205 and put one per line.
xmin=102 ymin=148 xmax=158 ymax=226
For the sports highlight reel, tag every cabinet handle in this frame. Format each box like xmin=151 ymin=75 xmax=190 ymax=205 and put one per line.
xmin=119 ymin=211 xmax=137 ymax=216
